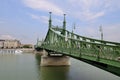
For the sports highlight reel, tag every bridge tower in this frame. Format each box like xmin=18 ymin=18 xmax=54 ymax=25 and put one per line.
xmin=40 ymin=12 xmax=70 ymax=66
xmin=49 ymin=12 xmax=52 ymax=28
xmin=62 ymin=14 xmax=66 ymax=36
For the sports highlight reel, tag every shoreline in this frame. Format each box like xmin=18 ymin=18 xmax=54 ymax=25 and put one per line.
xmin=0 ymin=48 xmax=34 ymax=53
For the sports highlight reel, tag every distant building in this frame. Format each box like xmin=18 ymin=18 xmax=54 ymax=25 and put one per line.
xmin=0 ymin=39 xmax=21 ymax=49
xmin=0 ymin=40 xmax=5 ymax=48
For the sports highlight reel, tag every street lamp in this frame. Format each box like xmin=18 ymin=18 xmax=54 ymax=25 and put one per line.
xmin=99 ymin=25 xmax=103 ymax=40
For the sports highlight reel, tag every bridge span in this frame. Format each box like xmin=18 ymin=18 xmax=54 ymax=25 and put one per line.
xmin=36 ymin=12 xmax=120 ymax=76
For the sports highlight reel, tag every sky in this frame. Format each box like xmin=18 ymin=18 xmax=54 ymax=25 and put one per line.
xmin=0 ymin=0 xmax=120 ymax=44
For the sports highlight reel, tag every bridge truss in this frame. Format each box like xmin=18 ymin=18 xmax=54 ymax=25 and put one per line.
xmin=36 ymin=12 xmax=120 ymax=76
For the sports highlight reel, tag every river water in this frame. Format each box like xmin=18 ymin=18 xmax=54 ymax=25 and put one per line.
xmin=0 ymin=53 xmax=119 ymax=80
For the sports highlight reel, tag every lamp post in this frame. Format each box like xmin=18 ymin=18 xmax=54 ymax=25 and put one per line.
xmin=99 ymin=25 xmax=103 ymax=40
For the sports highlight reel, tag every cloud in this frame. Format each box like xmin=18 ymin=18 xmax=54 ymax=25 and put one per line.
xmin=22 ymin=0 xmax=120 ymax=22
xmin=68 ymin=0 xmax=120 ymax=22
xmin=28 ymin=13 xmax=48 ymax=24
xmin=103 ymin=24 xmax=120 ymax=42
xmin=30 ymin=14 xmax=41 ymax=20
xmin=29 ymin=13 xmax=63 ymax=25
xmin=75 ymin=24 xmax=120 ymax=43
xmin=68 ymin=0 xmax=106 ymax=21
xmin=0 ymin=35 xmax=15 ymax=40
xmin=81 ymin=11 xmax=105 ymax=21
xmin=22 ymin=0 xmax=64 ymax=15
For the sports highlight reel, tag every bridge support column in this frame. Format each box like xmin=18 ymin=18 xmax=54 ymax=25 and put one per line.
xmin=41 ymin=55 xmax=70 ymax=66
xmin=40 ymin=51 xmax=70 ymax=66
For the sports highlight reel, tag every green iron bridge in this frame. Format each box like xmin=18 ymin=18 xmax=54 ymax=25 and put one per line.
xmin=36 ymin=12 xmax=120 ymax=76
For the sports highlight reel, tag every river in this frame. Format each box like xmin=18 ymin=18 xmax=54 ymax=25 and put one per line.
xmin=0 ymin=53 xmax=119 ymax=80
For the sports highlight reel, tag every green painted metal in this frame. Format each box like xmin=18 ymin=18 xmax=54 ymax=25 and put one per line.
xmin=38 ymin=27 xmax=120 ymax=68
xmin=36 ymin=13 xmax=120 ymax=71
xmin=49 ymin=12 xmax=52 ymax=28
xmin=61 ymin=14 xmax=66 ymax=36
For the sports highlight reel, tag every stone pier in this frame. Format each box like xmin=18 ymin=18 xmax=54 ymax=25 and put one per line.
xmin=40 ymin=50 xmax=70 ymax=66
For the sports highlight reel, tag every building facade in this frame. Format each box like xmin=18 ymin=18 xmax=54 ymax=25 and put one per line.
xmin=0 ymin=39 xmax=21 ymax=49
xmin=0 ymin=40 xmax=5 ymax=48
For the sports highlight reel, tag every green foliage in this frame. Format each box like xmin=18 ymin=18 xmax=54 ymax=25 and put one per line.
xmin=23 ymin=45 xmax=32 ymax=48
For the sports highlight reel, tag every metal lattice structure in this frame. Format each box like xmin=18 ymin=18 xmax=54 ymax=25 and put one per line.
xmin=37 ymin=12 xmax=120 ymax=68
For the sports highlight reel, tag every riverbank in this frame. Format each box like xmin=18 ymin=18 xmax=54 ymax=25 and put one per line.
xmin=0 ymin=48 xmax=34 ymax=53
xmin=20 ymin=48 xmax=34 ymax=53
